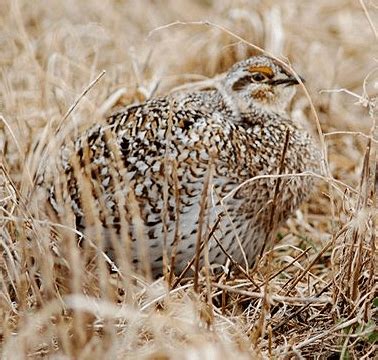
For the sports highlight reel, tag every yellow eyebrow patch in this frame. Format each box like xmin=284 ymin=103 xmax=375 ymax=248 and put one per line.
xmin=248 ymin=66 xmax=274 ymax=78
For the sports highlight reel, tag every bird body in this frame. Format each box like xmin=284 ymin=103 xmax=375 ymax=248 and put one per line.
xmin=43 ymin=56 xmax=319 ymax=276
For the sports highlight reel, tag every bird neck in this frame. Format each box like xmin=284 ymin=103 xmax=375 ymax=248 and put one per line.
xmin=213 ymin=90 xmax=286 ymax=126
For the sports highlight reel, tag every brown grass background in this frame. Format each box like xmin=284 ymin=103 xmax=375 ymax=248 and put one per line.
xmin=0 ymin=0 xmax=377 ymax=358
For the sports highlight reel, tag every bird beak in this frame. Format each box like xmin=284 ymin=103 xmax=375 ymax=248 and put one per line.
xmin=284 ymin=75 xmax=305 ymax=86
xmin=268 ymin=75 xmax=305 ymax=87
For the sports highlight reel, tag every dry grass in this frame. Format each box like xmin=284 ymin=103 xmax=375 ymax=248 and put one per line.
xmin=1 ymin=0 xmax=377 ymax=358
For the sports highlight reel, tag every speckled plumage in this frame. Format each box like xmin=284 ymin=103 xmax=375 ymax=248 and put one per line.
xmin=44 ymin=56 xmax=320 ymax=276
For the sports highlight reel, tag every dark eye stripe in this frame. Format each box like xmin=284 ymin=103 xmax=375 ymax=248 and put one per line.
xmin=231 ymin=75 xmax=253 ymax=91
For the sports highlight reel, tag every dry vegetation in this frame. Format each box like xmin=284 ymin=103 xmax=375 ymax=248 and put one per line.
xmin=0 ymin=0 xmax=377 ymax=358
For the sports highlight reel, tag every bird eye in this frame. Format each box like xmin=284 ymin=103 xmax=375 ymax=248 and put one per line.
xmin=251 ymin=72 xmax=268 ymax=82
